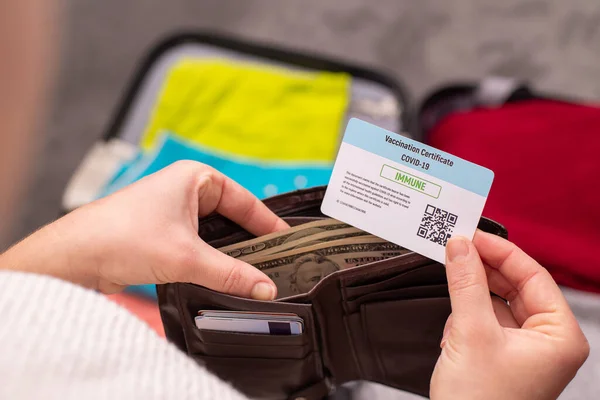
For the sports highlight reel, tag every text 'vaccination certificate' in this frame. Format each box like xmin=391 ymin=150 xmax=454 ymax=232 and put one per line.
xmin=322 ymin=118 xmax=494 ymax=264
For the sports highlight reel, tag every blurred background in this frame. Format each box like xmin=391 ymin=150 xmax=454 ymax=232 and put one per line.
xmin=10 ymin=0 xmax=600 ymax=244
xmin=4 ymin=1 xmax=600 ymax=398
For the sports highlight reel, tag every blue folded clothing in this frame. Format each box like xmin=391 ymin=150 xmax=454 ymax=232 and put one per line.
xmin=99 ymin=133 xmax=333 ymax=298
xmin=101 ymin=133 xmax=333 ymax=199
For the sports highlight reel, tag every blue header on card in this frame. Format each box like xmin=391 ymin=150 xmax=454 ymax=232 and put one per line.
xmin=342 ymin=119 xmax=494 ymax=197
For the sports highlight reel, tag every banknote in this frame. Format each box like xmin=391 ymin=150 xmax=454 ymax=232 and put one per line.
xmin=218 ymin=219 xmax=351 ymax=258
xmin=239 ymin=227 xmax=373 ymax=262
xmin=249 ymin=237 xmax=409 ymax=298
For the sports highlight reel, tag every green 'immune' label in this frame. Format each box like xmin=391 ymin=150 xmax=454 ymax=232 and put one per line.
xmin=394 ymin=171 xmax=426 ymax=190
xmin=380 ymin=164 xmax=442 ymax=198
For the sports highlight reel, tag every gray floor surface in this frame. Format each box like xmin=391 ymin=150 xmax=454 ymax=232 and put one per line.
xmin=6 ymin=0 xmax=600 ymax=398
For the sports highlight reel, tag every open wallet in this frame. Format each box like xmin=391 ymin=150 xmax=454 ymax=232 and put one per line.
xmin=157 ymin=186 xmax=508 ymax=400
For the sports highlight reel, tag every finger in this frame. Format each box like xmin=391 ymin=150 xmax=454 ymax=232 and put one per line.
xmin=185 ymin=241 xmax=278 ymax=300
xmin=484 ymin=262 xmax=533 ymax=327
xmin=473 ymin=231 xmax=573 ymax=327
xmin=491 ymin=296 xmax=520 ymax=328
xmin=482 ymin=255 xmax=523 ymax=325
xmin=195 ymin=169 xmax=289 ymax=236
xmin=484 ymin=263 xmax=515 ymax=300
xmin=445 ymin=236 xmax=497 ymax=330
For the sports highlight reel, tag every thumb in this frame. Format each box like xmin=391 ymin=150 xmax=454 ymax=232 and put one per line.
xmin=185 ymin=242 xmax=277 ymax=300
xmin=445 ymin=236 xmax=496 ymax=329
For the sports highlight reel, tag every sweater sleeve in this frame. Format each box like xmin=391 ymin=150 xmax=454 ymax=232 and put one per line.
xmin=0 ymin=270 xmax=248 ymax=400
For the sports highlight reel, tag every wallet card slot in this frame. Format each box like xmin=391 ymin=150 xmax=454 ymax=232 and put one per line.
xmin=193 ymin=353 xmax=322 ymax=399
xmin=343 ymin=263 xmax=446 ymax=300
xmin=198 ymin=329 xmax=308 ymax=346
xmin=192 ymin=342 xmax=309 ymax=359
xmin=175 ymin=282 xmax=325 ymax=394
xmin=185 ymin=321 xmax=310 ymax=360
xmin=191 ymin=337 xmax=310 ymax=359
xmin=183 ymin=309 xmax=315 ymax=366
xmin=190 ymin=329 xmax=310 ymax=359
xmin=359 ymin=298 xmax=451 ymax=397
xmin=342 ymin=312 xmax=378 ymax=382
xmin=346 ymin=284 xmax=449 ymax=314
xmin=177 ymin=283 xmax=316 ymax=339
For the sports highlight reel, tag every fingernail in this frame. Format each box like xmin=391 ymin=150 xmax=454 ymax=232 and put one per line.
xmin=441 ymin=315 xmax=452 ymax=348
xmin=446 ymin=237 xmax=470 ymax=262
xmin=250 ymin=282 xmax=276 ymax=301
xmin=441 ymin=325 xmax=450 ymax=348
xmin=274 ymin=218 xmax=291 ymax=232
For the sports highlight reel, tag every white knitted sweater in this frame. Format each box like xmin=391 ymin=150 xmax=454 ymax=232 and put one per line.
xmin=0 ymin=271 xmax=248 ymax=400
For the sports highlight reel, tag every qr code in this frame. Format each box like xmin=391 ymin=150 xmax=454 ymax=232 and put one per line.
xmin=416 ymin=204 xmax=458 ymax=246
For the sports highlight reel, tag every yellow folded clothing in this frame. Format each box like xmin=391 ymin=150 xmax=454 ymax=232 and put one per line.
xmin=141 ymin=59 xmax=351 ymax=162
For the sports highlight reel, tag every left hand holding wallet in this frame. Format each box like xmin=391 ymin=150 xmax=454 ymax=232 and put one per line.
xmin=0 ymin=160 xmax=288 ymax=297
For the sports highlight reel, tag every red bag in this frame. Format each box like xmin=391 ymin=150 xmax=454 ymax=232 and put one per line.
xmin=427 ymin=99 xmax=600 ymax=293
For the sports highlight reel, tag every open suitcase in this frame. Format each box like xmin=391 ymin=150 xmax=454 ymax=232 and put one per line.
xmin=62 ymin=32 xmax=411 ymax=215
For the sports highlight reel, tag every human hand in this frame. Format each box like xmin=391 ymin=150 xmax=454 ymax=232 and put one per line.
xmin=431 ymin=231 xmax=589 ymax=400
xmin=0 ymin=161 xmax=289 ymax=298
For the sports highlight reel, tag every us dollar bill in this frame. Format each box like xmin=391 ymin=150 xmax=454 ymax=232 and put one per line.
xmin=249 ymin=237 xmax=408 ymax=298
xmin=239 ymin=227 xmax=372 ymax=262
xmin=218 ymin=219 xmax=351 ymax=259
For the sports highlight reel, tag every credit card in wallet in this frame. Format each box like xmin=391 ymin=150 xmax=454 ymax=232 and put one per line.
xmin=195 ymin=310 xmax=304 ymax=335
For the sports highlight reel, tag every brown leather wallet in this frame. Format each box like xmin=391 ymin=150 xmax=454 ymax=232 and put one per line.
xmin=157 ymin=186 xmax=508 ymax=400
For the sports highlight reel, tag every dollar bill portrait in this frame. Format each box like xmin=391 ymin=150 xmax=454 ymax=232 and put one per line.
xmin=288 ymin=254 xmax=340 ymax=295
